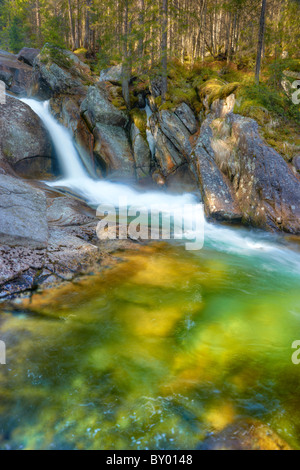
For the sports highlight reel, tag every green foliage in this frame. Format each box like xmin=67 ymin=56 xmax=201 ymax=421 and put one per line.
xmin=40 ymin=43 xmax=73 ymax=69
xmin=235 ymin=81 xmax=300 ymax=123
xmin=8 ymin=16 xmax=25 ymax=53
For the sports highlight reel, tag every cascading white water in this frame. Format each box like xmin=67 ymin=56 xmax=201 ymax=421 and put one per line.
xmin=145 ymin=104 xmax=156 ymax=159
xmin=21 ymin=99 xmax=88 ymax=180
xmin=21 ymin=98 xmax=300 ymax=274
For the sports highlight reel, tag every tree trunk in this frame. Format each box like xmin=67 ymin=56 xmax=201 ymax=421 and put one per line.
xmin=122 ymin=0 xmax=131 ymax=109
xmin=68 ymin=0 xmax=76 ymax=50
xmin=35 ymin=0 xmax=42 ymax=47
xmin=255 ymin=0 xmax=267 ymax=85
xmin=161 ymin=0 xmax=168 ymax=103
xmin=84 ymin=0 xmax=92 ymax=50
xmin=138 ymin=0 xmax=145 ymax=63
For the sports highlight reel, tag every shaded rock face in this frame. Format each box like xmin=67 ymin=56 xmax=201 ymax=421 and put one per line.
xmin=131 ymin=123 xmax=151 ymax=181
xmin=165 ymin=164 xmax=199 ymax=195
xmin=0 ymin=50 xmax=34 ymax=96
xmin=149 ymin=108 xmax=194 ymax=178
xmin=0 ymin=96 xmax=55 ymax=179
xmin=32 ymin=44 xmax=92 ymax=99
xmin=0 ymin=174 xmax=48 ymax=249
xmin=93 ymin=123 xmax=136 ymax=181
xmin=81 ymin=84 xmax=128 ymax=129
xmin=99 ymin=64 xmax=122 ymax=85
xmin=198 ymin=419 xmax=292 ymax=450
xmin=80 ymin=84 xmax=135 ymax=181
xmin=17 ymin=48 xmax=40 ymax=67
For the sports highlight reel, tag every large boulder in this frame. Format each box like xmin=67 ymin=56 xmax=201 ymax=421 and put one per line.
xmin=149 ymin=113 xmax=186 ymax=177
xmin=93 ymin=123 xmax=136 ymax=181
xmin=191 ymin=112 xmax=242 ymax=223
xmin=131 ymin=123 xmax=151 ymax=181
xmin=0 ymin=174 xmax=48 ymax=248
xmin=32 ymin=44 xmax=92 ymax=99
xmin=227 ymin=113 xmax=300 ymax=233
xmin=17 ymin=47 xmax=40 ymax=67
xmin=81 ymin=84 xmax=129 ymax=129
xmin=192 ymin=92 xmax=300 ymax=233
xmin=0 ymin=96 xmax=54 ymax=178
xmin=0 ymin=50 xmax=34 ymax=96
xmin=80 ymin=84 xmax=135 ymax=180
xmin=99 ymin=64 xmax=122 ymax=85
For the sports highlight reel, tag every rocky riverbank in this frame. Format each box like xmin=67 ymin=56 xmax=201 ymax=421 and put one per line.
xmin=0 ymin=44 xmax=299 ymax=298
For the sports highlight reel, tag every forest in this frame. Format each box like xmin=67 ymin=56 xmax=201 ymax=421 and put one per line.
xmin=0 ymin=0 xmax=299 ymax=77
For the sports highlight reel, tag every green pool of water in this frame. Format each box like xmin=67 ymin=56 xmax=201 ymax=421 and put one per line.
xmin=0 ymin=240 xmax=300 ymax=450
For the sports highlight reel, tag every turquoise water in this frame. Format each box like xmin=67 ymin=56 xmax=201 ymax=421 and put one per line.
xmin=0 ymin=233 xmax=300 ymax=450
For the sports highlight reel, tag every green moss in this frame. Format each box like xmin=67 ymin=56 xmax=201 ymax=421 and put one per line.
xmin=234 ymin=82 xmax=300 ymax=161
xmin=130 ymin=108 xmax=147 ymax=139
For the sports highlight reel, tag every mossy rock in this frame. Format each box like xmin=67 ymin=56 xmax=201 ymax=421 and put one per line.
xmin=40 ymin=44 xmax=73 ymax=69
xmin=199 ymin=79 xmax=240 ymax=106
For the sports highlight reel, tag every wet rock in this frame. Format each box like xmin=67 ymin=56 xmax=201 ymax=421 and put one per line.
xmin=131 ymin=123 xmax=151 ymax=181
xmin=0 ymin=50 xmax=34 ymax=95
xmin=0 ymin=174 xmax=48 ymax=249
xmin=198 ymin=419 xmax=292 ymax=450
xmin=17 ymin=47 xmax=40 ymax=67
xmin=99 ymin=64 xmax=122 ymax=85
xmin=81 ymin=84 xmax=128 ymax=129
xmin=47 ymin=196 xmax=97 ymax=227
xmin=93 ymin=123 xmax=136 ymax=181
xmin=174 ymin=103 xmax=198 ymax=134
xmin=166 ymin=164 xmax=199 ymax=195
xmin=0 ymin=96 xmax=54 ymax=178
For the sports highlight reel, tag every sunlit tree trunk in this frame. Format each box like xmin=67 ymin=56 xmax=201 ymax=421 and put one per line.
xmin=255 ymin=0 xmax=267 ymax=85
xmin=68 ymin=0 xmax=76 ymax=50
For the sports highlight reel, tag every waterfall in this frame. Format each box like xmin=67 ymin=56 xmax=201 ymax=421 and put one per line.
xmin=21 ymin=99 xmax=88 ymax=180
xmin=145 ymin=104 xmax=156 ymax=159
xmin=20 ymin=98 xmax=300 ymax=274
